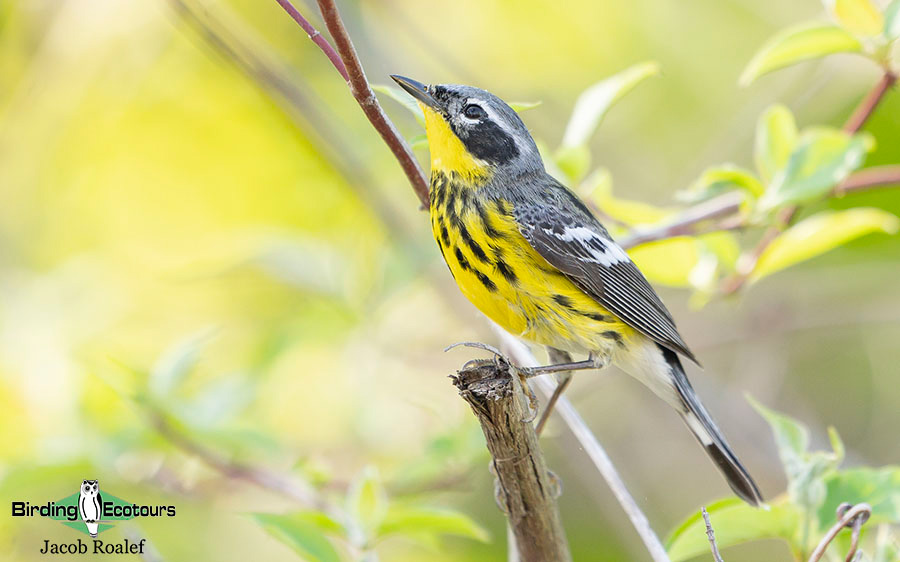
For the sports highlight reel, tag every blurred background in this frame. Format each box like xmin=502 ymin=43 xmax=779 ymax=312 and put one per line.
xmin=1 ymin=0 xmax=898 ymax=560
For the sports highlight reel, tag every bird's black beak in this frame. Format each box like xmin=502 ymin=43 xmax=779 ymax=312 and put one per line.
xmin=390 ymin=75 xmax=440 ymax=110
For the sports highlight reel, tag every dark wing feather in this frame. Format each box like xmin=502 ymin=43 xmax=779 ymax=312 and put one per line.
xmin=514 ymin=200 xmax=698 ymax=364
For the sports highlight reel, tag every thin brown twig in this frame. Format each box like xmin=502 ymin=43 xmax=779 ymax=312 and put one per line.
xmin=619 ymin=191 xmax=744 ymax=249
xmin=274 ymin=0 xmax=429 ymax=207
xmin=702 ymin=507 xmax=725 ymax=562
xmin=273 ymin=0 xmax=348 ymax=81
xmin=836 ymin=164 xmax=900 ymax=195
xmin=619 ymin=162 xmax=900 ymax=257
xmin=843 ymin=71 xmax=897 ymax=135
xmin=807 ymin=503 xmax=871 ymax=562
xmin=313 ymin=0 xmax=431 ymax=207
xmin=150 ymin=410 xmax=342 ymax=520
xmin=170 ymin=0 xmax=411 ymax=242
xmin=718 ymin=69 xmax=898 ymax=294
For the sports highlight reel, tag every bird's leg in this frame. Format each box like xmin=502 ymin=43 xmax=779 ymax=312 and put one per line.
xmin=521 ymin=352 xmax=608 ymax=378
xmin=535 ymin=371 xmax=571 ymax=435
xmin=534 ymin=349 xmax=608 ymax=435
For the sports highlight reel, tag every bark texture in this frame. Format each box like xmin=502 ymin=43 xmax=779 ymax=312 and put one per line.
xmin=452 ymin=360 xmax=571 ymax=562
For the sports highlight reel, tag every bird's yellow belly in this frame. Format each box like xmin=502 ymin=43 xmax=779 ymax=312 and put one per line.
xmin=430 ymin=173 xmax=635 ymax=355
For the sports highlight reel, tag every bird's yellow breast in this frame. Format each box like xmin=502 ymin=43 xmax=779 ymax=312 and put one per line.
xmin=429 ymin=172 xmax=633 ymax=354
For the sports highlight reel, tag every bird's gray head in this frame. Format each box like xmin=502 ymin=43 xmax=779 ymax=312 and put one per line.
xmin=391 ymin=76 xmax=543 ymax=180
xmin=81 ymin=480 xmax=98 ymax=496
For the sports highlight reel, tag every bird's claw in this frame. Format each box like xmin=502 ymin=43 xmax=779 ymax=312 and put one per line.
xmin=444 ymin=341 xmax=504 ymax=356
xmin=447 ymin=341 xmax=515 ymax=372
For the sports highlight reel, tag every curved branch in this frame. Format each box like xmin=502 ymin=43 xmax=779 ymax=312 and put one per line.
xmin=314 ymin=0 xmax=430 ymax=207
xmin=843 ymin=70 xmax=897 ymax=134
xmin=723 ymin=70 xmax=898 ymax=293
xmin=274 ymin=0 xmax=430 ymax=207
xmin=807 ymin=503 xmax=871 ymax=562
xmin=619 ymin=191 xmax=744 ymax=250
xmin=274 ymin=0 xmax=348 ymax=81
xmin=837 ymin=164 xmax=900 ymax=195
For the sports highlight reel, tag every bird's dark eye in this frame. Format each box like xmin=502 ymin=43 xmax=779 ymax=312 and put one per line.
xmin=463 ymin=104 xmax=486 ymax=120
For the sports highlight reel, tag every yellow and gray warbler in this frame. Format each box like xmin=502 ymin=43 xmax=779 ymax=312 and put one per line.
xmin=392 ymin=75 xmax=763 ymax=506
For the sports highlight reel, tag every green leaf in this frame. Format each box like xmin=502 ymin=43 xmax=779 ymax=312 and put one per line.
xmin=377 ymin=505 xmax=489 ymax=543
xmin=740 ymin=22 xmax=863 ymax=85
xmin=253 ymin=513 xmax=342 ymax=562
xmin=827 ymin=426 xmax=845 ymax=466
xmin=818 ymin=467 xmax=900 ymax=526
xmin=751 ymin=208 xmax=899 ymax=281
xmin=748 ymin=396 xmax=809 ymax=477
xmin=666 ymin=497 xmax=801 ymax=561
xmin=678 ymin=165 xmax=764 ymax=203
xmin=553 ymin=145 xmax=591 ymax=183
xmin=584 ymin=170 xmax=673 ymax=226
xmin=758 ymin=129 xmax=874 ymax=212
xmin=629 ymin=238 xmax=700 ymax=288
xmin=755 ymin=104 xmax=799 ymax=184
xmin=824 ymin=0 xmax=884 ymax=36
xmin=373 ymin=84 xmax=425 ymax=127
xmin=346 ymin=466 xmax=388 ymax=537
xmin=749 ymin=397 xmax=847 ymax=517
xmin=885 ymin=0 xmax=900 ymax=40
xmin=508 ymin=100 xmax=542 ymax=112
xmin=561 ymin=61 xmax=660 ymax=148
xmin=149 ymin=328 xmax=216 ymax=398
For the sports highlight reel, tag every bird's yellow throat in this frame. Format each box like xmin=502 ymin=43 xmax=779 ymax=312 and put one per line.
xmin=421 ymin=105 xmax=491 ymax=180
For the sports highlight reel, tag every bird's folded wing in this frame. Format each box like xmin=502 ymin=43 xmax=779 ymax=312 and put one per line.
xmin=514 ymin=202 xmax=698 ymax=364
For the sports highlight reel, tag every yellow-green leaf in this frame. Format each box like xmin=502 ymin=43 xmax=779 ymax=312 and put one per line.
xmin=740 ymin=22 xmax=863 ymax=85
xmin=346 ymin=466 xmax=388 ymax=537
xmin=508 ymin=100 xmax=542 ymax=112
xmin=629 ymin=237 xmax=697 ymax=287
xmin=554 ymin=145 xmax=591 ymax=183
xmin=253 ymin=513 xmax=342 ymax=562
xmin=748 ymin=396 xmax=810 ymax=474
xmin=824 ymin=0 xmax=884 ymax=36
xmin=751 ymin=208 xmax=900 ymax=281
xmin=755 ymin=104 xmax=798 ymax=184
xmin=377 ymin=505 xmax=490 ymax=543
xmin=678 ymin=164 xmax=764 ymax=203
xmin=561 ymin=61 xmax=660 ymax=148
xmin=585 ymin=171 xmax=674 ymax=226
xmin=818 ymin=467 xmax=900 ymax=526
xmin=666 ymin=497 xmax=800 ymax=561
xmin=758 ymin=128 xmax=874 ymax=213
xmin=885 ymin=0 xmax=900 ymax=40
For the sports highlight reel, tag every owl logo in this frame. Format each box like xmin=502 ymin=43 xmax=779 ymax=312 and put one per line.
xmin=78 ymin=480 xmax=102 ymax=538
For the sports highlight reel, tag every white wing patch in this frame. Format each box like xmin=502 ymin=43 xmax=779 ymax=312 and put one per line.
xmin=543 ymin=225 xmax=630 ymax=267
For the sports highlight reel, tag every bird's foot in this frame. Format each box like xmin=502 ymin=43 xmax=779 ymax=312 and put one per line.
xmin=446 ymin=341 xmax=538 ymax=422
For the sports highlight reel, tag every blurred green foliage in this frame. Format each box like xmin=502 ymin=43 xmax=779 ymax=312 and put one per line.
xmin=667 ymin=399 xmax=900 ymax=561
xmin=1 ymin=0 xmax=899 ymax=561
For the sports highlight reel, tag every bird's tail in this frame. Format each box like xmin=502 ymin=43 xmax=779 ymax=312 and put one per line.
xmin=616 ymin=338 xmax=763 ymax=506
xmin=660 ymin=346 xmax=764 ymax=506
